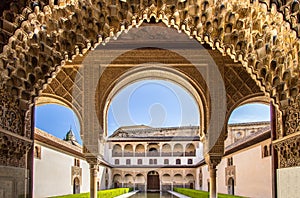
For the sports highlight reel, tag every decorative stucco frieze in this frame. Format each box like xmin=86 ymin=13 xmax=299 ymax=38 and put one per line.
xmin=0 ymin=130 xmax=32 ymax=168
xmin=274 ymin=133 xmax=300 ymax=168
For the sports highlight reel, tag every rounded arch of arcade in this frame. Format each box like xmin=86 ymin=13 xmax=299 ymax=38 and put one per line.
xmin=35 ymin=95 xmax=83 ymax=132
xmin=224 ymin=95 xmax=270 ymax=130
xmin=100 ymin=65 xmax=208 ymax=138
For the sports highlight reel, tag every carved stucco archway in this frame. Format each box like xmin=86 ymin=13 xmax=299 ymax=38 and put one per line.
xmin=0 ymin=0 xmax=298 ymax=139
xmin=0 ymin=0 xmax=299 ymax=197
xmin=0 ymin=0 xmax=299 ymax=157
xmin=0 ymin=0 xmax=298 ymax=105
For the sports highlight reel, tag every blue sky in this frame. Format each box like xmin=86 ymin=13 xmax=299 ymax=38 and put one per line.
xmin=107 ymin=80 xmax=199 ymax=135
xmin=35 ymin=80 xmax=270 ymax=144
xmin=35 ymin=104 xmax=82 ymax=144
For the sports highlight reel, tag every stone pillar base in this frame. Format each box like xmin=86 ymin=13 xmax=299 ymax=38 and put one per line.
xmin=277 ymin=166 xmax=300 ymax=198
xmin=0 ymin=166 xmax=29 ymax=198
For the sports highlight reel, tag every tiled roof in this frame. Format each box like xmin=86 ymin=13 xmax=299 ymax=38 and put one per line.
xmin=109 ymin=125 xmax=200 ymax=139
xmin=34 ymin=128 xmax=83 ymax=157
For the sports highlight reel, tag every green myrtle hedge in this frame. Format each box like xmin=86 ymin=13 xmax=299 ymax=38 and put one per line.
xmin=174 ymin=188 xmax=246 ymax=198
xmin=51 ymin=187 xmax=133 ymax=198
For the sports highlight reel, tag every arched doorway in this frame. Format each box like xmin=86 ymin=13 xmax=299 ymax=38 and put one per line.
xmin=73 ymin=177 xmax=80 ymax=194
xmin=228 ymin=177 xmax=235 ymax=195
xmin=113 ymin=174 xmax=122 ymax=188
xmin=147 ymin=171 xmax=160 ymax=192
xmin=186 ymin=174 xmax=195 ymax=189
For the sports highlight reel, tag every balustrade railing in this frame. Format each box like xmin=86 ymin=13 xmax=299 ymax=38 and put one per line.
xmin=113 ymin=151 xmax=195 ymax=157
xmin=124 ymin=152 xmax=134 ymax=157
xmin=135 ymin=152 xmax=145 ymax=157
xmin=147 ymin=152 xmax=160 ymax=157
xmin=161 ymin=152 xmax=172 ymax=156
xmin=112 ymin=152 xmax=122 ymax=157
xmin=185 ymin=151 xmax=196 ymax=156
xmin=173 ymin=152 xmax=184 ymax=156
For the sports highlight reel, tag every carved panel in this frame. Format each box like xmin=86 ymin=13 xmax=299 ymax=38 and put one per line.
xmin=24 ymin=108 xmax=33 ymax=139
xmin=274 ymin=133 xmax=300 ymax=168
xmin=224 ymin=65 xmax=262 ymax=111
xmin=0 ymin=131 xmax=32 ymax=168
xmin=225 ymin=166 xmax=236 ymax=186
xmin=0 ymin=89 xmax=23 ymax=135
xmin=41 ymin=65 xmax=83 ymax=117
xmin=0 ymin=0 xmax=298 ymax=112
xmin=71 ymin=166 xmax=82 ymax=185
xmin=283 ymin=96 xmax=300 ymax=136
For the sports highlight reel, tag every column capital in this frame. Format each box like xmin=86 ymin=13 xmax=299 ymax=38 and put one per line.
xmin=85 ymin=155 xmax=102 ymax=166
xmin=204 ymin=153 xmax=222 ymax=169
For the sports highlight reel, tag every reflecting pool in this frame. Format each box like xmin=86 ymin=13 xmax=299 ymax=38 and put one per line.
xmin=129 ymin=192 xmax=176 ymax=198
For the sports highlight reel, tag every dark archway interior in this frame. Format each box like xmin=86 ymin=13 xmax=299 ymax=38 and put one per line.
xmin=147 ymin=171 xmax=160 ymax=191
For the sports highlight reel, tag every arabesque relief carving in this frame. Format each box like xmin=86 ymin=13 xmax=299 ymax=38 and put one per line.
xmin=24 ymin=108 xmax=33 ymax=139
xmin=0 ymin=132 xmax=32 ymax=167
xmin=0 ymin=0 xmax=298 ymax=111
xmin=0 ymin=0 xmax=298 ymax=172
xmin=274 ymin=133 xmax=300 ymax=168
xmin=0 ymin=89 xmax=23 ymax=135
xmin=282 ymin=95 xmax=300 ymax=136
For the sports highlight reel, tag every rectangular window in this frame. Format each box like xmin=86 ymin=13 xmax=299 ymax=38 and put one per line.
xmin=115 ymin=159 xmax=119 ymax=165
xmin=176 ymin=159 xmax=181 ymax=165
xmin=126 ymin=159 xmax=131 ymax=165
xmin=154 ymin=159 xmax=157 ymax=164
xmin=164 ymin=159 xmax=169 ymax=165
xmin=34 ymin=146 xmax=41 ymax=159
xmin=188 ymin=159 xmax=193 ymax=164
xmin=149 ymin=159 xmax=153 ymax=164
xmin=227 ymin=157 xmax=233 ymax=166
xmin=138 ymin=159 xmax=142 ymax=165
xmin=74 ymin=159 xmax=80 ymax=167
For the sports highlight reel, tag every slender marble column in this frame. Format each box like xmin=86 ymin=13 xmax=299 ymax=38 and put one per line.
xmin=209 ymin=166 xmax=217 ymax=198
xmin=90 ymin=164 xmax=98 ymax=198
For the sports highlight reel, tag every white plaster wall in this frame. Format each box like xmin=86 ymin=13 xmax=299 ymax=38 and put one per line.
xmin=200 ymin=141 xmax=272 ymax=198
xmin=81 ymin=160 xmax=90 ymax=193
xmin=197 ymin=143 xmax=204 ymax=160
xmin=216 ymin=159 xmax=227 ymax=194
xmin=277 ymin=166 xmax=300 ymax=198
xmin=34 ymin=145 xmax=74 ymax=197
xmin=104 ymin=143 xmax=111 ymax=162
xmin=33 ymin=144 xmax=90 ymax=197
xmin=98 ymin=167 xmax=106 ymax=190
xmin=233 ymin=145 xmax=272 ymax=198
xmin=202 ymin=165 xmax=210 ymax=191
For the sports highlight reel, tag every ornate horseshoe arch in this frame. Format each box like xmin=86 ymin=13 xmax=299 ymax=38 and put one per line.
xmin=79 ymin=28 xmax=226 ymax=157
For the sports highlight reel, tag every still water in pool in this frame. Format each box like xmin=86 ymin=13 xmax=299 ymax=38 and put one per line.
xmin=129 ymin=192 xmax=176 ymax=198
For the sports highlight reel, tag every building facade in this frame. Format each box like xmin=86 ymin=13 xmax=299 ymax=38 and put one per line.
xmin=103 ymin=122 xmax=272 ymax=198
xmin=199 ymin=122 xmax=272 ymax=198
xmin=106 ymin=125 xmax=202 ymax=192
xmin=33 ymin=128 xmax=110 ymax=198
